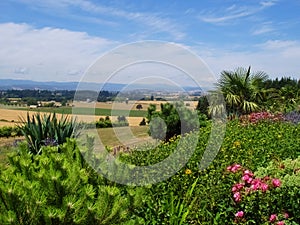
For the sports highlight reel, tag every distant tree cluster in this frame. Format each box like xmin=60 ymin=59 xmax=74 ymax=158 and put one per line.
xmin=0 ymin=89 xmax=119 ymax=105
xmin=146 ymin=102 xmax=199 ymax=141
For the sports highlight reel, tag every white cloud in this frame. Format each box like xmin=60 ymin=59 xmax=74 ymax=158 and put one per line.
xmin=259 ymin=39 xmax=297 ymax=49
xmin=199 ymin=1 xmax=277 ymax=25
xmin=260 ymin=0 xmax=278 ymax=7
xmin=1 ymin=22 xmax=299 ymax=85
xmin=252 ymin=23 xmax=275 ymax=35
xmin=0 ymin=22 xmax=117 ymax=81
xmin=199 ymin=39 xmax=300 ymax=80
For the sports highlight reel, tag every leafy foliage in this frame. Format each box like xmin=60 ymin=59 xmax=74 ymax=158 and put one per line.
xmin=212 ymin=66 xmax=269 ymax=115
xmin=146 ymin=102 xmax=199 ymax=141
xmin=18 ymin=113 xmax=76 ymax=154
xmin=96 ymin=116 xmax=113 ymax=128
xmin=0 ymin=126 xmax=22 ymax=138
xmin=120 ymin=120 xmax=300 ymax=224
xmin=0 ymin=139 xmax=144 ymax=225
xmin=196 ymin=95 xmax=210 ymax=118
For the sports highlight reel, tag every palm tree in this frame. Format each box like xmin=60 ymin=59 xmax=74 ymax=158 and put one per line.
xmin=211 ymin=66 xmax=269 ymax=115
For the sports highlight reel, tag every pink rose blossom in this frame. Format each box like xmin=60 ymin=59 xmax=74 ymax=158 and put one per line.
xmin=228 ymin=164 xmax=242 ymax=173
xmin=261 ymin=183 xmax=269 ymax=192
xmin=251 ymin=178 xmax=262 ymax=185
xmin=250 ymin=183 xmax=260 ymax=191
xmin=242 ymin=174 xmax=250 ymax=181
xmin=227 ymin=165 xmax=232 ymax=171
xmin=277 ymin=221 xmax=284 ymax=225
xmin=284 ymin=212 xmax=289 ymax=219
xmin=232 ymin=186 xmax=237 ymax=192
xmin=272 ymin=178 xmax=281 ymax=188
xmin=269 ymin=214 xmax=277 ymax=222
xmin=233 ymin=192 xmax=241 ymax=202
xmin=243 ymin=170 xmax=254 ymax=177
xmin=246 ymin=177 xmax=253 ymax=184
xmin=250 ymin=178 xmax=262 ymax=190
xmin=242 ymin=174 xmax=253 ymax=184
xmin=232 ymin=183 xmax=244 ymax=192
xmin=235 ymin=211 xmax=244 ymax=218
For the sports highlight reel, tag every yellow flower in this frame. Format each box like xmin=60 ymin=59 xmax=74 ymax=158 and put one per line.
xmin=185 ymin=169 xmax=192 ymax=175
xmin=233 ymin=141 xmax=241 ymax=148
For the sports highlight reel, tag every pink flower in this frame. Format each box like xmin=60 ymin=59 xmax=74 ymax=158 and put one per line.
xmin=235 ymin=211 xmax=244 ymax=218
xmin=269 ymin=214 xmax=277 ymax=222
xmin=242 ymin=174 xmax=253 ymax=184
xmin=284 ymin=212 xmax=289 ymax=219
xmin=228 ymin=164 xmax=242 ymax=173
xmin=232 ymin=186 xmax=237 ymax=192
xmin=251 ymin=178 xmax=262 ymax=185
xmin=227 ymin=166 xmax=232 ymax=171
xmin=250 ymin=183 xmax=260 ymax=191
xmin=233 ymin=192 xmax=241 ymax=202
xmin=272 ymin=178 xmax=281 ymax=188
xmin=232 ymin=183 xmax=244 ymax=193
xmin=277 ymin=221 xmax=284 ymax=225
xmin=242 ymin=174 xmax=250 ymax=181
xmin=243 ymin=170 xmax=254 ymax=177
xmin=246 ymin=177 xmax=253 ymax=184
xmin=261 ymin=183 xmax=269 ymax=192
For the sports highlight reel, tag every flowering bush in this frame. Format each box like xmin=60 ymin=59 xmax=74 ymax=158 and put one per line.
xmin=227 ymin=161 xmax=300 ymax=224
xmin=240 ymin=112 xmax=284 ymax=124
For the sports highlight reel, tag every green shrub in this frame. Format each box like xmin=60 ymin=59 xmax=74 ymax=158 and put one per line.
xmin=0 ymin=126 xmax=22 ymax=138
xmin=146 ymin=102 xmax=199 ymax=141
xmin=96 ymin=117 xmax=113 ymax=128
xmin=95 ymin=116 xmax=129 ymax=128
xmin=18 ymin=113 xmax=76 ymax=154
xmin=0 ymin=139 xmax=144 ymax=225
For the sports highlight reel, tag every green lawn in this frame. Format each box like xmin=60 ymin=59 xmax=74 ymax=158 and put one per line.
xmin=14 ymin=107 xmax=147 ymax=117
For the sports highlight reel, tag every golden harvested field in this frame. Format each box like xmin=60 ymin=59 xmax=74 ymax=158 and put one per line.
xmin=0 ymin=108 xmax=144 ymax=127
xmin=74 ymin=100 xmax=198 ymax=111
xmin=0 ymin=100 xmax=197 ymax=127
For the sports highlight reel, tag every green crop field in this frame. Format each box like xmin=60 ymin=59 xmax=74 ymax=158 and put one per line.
xmin=14 ymin=106 xmax=147 ymax=117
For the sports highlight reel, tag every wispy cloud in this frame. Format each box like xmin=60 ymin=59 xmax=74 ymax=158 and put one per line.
xmin=199 ymin=1 xmax=278 ymax=25
xmin=260 ymin=0 xmax=278 ymax=7
xmin=16 ymin=0 xmax=185 ymax=40
xmin=252 ymin=22 xmax=275 ymax=35
xmin=259 ymin=39 xmax=298 ymax=49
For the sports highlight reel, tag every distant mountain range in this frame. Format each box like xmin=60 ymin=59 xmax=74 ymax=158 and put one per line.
xmin=0 ymin=79 xmax=204 ymax=93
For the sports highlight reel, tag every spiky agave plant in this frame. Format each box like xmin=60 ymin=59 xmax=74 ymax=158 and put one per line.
xmin=18 ymin=113 xmax=77 ymax=154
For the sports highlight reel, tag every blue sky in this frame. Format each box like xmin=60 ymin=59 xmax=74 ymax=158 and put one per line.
xmin=0 ymin=0 xmax=300 ymax=84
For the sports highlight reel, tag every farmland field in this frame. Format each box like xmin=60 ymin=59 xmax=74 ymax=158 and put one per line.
xmin=0 ymin=108 xmax=145 ymax=126
xmin=0 ymin=100 xmax=198 ymax=127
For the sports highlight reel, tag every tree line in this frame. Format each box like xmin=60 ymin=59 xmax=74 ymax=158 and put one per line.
xmin=0 ymin=89 xmax=119 ymax=105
